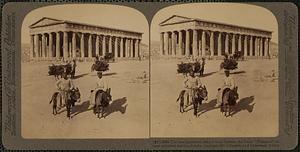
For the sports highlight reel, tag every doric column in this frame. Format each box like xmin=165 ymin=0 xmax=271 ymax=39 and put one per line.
xmin=108 ymin=36 xmax=112 ymax=53
xmin=238 ymin=34 xmax=242 ymax=52
xmin=132 ymin=39 xmax=135 ymax=57
xmin=49 ymin=33 xmax=53 ymax=58
xmin=217 ymin=32 xmax=222 ymax=56
xmin=192 ymin=29 xmax=198 ymax=57
xmin=178 ymin=31 xmax=183 ymax=56
xmin=209 ymin=31 xmax=214 ymax=57
xmin=264 ymin=38 xmax=267 ymax=57
xmin=267 ymin=38 xmax=271 ymax=57
xmin=42 ymin=34 xmax=46 ymax=58
xmin=138 ymin=39 xmax=141 ymax=58
xmin=114 ymin=37 xmax=118 ymax=57
xmin=186 ymin=30 xmax=190 ymax=57
xmin=128 ymin=39 xmax=132 ymax=57
xmin=244 ymin=35 xmax=248 ymax=57
xmin=63 ymin=31 xmax=68 ymax=58
xmin=164 ymin=32 xmax=168 ymax=55
xmin=124 ymin=38 xmax=128 ymax=57
xmin=56 ymin=32 xmax=60 ymax=58
xmin=129 ymin=38 xmax=132 ymax=57
xmin=80 ymin=33 xmax=84 ymax=57
xmin=95 ymin=35 xmax=99 ymax=57
xmin=30 ymin=35 xmax=34 ymax=59
xmin=259 ymin=37 xmax=263 ymax=56
xmin=255 ymin=37 xmax=260 ymax=57
xmin=102 ymin=35 xmax=106 ymax=55
xmin=201 ymin=30 xmax=206 ymax=57
xmin=88 ymin=34 xmax=92 ymax=58
xmin=137 ymin=39 xmax=141 ymax=57
xmin=249 ymin=36 xmax=253 ymax=56
xmin=34 ymin=34 xmax=39 ymax=58
xmin=120 ymin=38 xmax=124 ymax=58
xmin=134 ymin=39 xmax=138 ymax=58
xmin=172 ymin=31 xmax=176 ymax=56
xmin=72 ymin=32 xmax=76 ymax=58
xmin=232 ymin=34 xmax=236 ymax=54
xmin=225 ymin=33 xmax=229 ymax=54
xmin=168 ymin=35 xmax=172 ymax=55
xmin=160 ymin=32 xmax=164 ymax=55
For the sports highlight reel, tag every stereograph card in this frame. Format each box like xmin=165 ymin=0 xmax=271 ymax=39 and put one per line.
xmin=1 ymin=1 xmax=298 ymax=150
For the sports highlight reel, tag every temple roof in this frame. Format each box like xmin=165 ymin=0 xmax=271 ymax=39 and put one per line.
xmin=159 ymin=15 xmax=272 ymax=33
xmin=29 ymin=17 xmax=143 ymax=34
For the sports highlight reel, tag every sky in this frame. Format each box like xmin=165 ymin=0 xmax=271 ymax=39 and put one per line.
xmin=151 ymin=3 xmax=278 ymax=43
xmin=21 ymin=4 xmax=149 ymax=45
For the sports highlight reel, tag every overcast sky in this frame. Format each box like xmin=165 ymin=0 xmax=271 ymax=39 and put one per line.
xmin=151 ymin=3 xmax=278 ymax=43
xmin=22 ymin=4 xmax=149 ymax=45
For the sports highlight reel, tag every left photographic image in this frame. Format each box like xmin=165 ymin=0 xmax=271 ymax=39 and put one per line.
xmin=21 ymin=4 xmax=149 ymax=138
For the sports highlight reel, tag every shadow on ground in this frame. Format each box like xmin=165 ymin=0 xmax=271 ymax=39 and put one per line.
xmin=197 ymin=99 xmax=218 ymax=116
xmin=73 ymin=73 xmax=89 ymax=79
xmin=103 ymin=72 xmax=117 ymax=76
xmin=230 ymin=71 xmax=246 ymax=74
xmin=201 ymin=71 xmax=218 ymax=77
xmin=229 ymin=96 xmax=255 ymax=116
xmin=103 ymin=97 xmax=128 ymax=118
xmin=70 ymin=101 xmax=92 ymax=118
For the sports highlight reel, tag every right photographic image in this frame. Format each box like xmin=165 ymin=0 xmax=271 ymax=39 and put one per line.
xmin=150 ymin=3 xmax=278 ymax=137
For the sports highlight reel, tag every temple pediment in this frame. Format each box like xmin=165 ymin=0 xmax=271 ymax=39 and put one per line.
xmin=159 ymin=15 xmax=192 ymax=26
xmin=29 ymin=17 xmax=63 ymax=28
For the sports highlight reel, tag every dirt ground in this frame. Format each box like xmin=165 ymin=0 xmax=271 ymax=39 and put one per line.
xmin=21 ymin=60 xmax=149 ymax=138
xmin=21 ymin=58 xmax=278 ymax=138
xmin=150 ymin=58 xmax=278 ymax=137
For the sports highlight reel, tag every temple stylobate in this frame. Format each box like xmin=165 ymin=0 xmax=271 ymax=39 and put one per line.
xmin=29 ymin=17 xmax=143 ymax=60
xmin=159 ymin=15 xmax=272 ymax=59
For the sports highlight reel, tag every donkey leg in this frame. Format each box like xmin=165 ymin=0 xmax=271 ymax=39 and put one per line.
xmin=193 ymin=102 xmax=197 ymax=117
xmin=97 ymin=107 xmax=100 ymax=118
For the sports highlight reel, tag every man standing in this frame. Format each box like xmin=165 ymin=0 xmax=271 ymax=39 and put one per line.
xmin=70 ymin=59 xmax=76 ymax=78
xmin=184 ymin=71 xmax=202 ymax=107
xmin=56 ymin=73 xmax=75 ymax=107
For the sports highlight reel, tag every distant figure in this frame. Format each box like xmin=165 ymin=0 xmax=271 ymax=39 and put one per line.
xmin=199 ymin=58 xmax=205 ymax=76
xmin=70 ymin=59 xmax=76 ymax=78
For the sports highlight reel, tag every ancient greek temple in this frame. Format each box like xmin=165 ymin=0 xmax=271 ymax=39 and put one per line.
xmin=29 ymin=17 xmax=143 ymax=60
xmin=159 ymin=15 xmax=272 ymax=59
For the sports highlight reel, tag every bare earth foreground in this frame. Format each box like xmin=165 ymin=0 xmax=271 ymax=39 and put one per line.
xmin=151 ymin=58 xmax=278 ymax=137
xmin=22 ymin=60 xmax=149 ymax=138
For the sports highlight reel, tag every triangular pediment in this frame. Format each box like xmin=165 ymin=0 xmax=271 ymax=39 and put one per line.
xmin=29 ymin=17 xmax=64 ymax=28
xmin=159 ymin=15 xmax=193 ymax=26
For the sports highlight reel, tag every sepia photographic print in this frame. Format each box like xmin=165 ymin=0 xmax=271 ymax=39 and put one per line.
xmin=1 ymin=1 xmax=298 ymax=150
xmin=150 ymin=3 xmax=279 ymax=137
xmin=21 ymin=4 xmax=149 ymax=138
